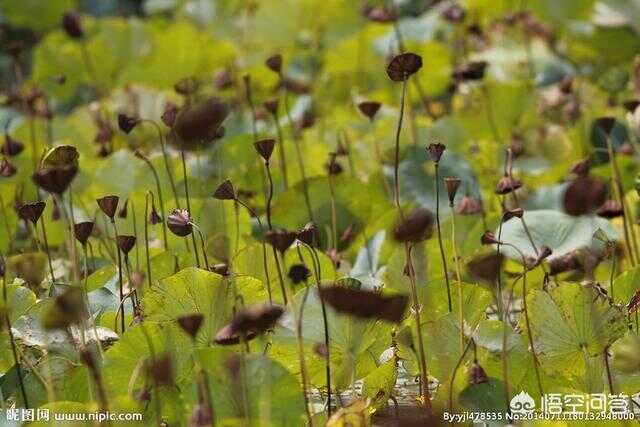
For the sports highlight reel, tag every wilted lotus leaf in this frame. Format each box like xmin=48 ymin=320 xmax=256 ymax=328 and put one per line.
xmin=7 ymin=252 xmax=47 ymax=288
xmin=214 ymin=304 xmax=283 ymax=346
xmin=41 ymin=145 xmax=79 ymax=169
xmin=172 ymin=98 xmax=229 ymax=150
xmin=318 ymin=286 xmax=408 ymax=322
xmin=452 ymin=61 xmax=488 ymax=81
xmin=392 ymin=208 xmax=434 ymax=243
xmin=214 ymin=323 xmax=257 ymax=345
xmin=97 ymin=195 xmax=119 ymax=219
xmin=43 ymin=287 xmax=86 ymax=330
xmin=467 ymin=252 xmax=504 ymax=283
xmin=73 ymin=221 xmax=94 ymax=245
xmin=563 ymin=177 xmax=607 ymax=216
xmin=33 ymin=167 xmax=77 ymax=194
xmin=230 ymin=304 xmax=284 ymax=333
xmin=145 ymin=354 xmax=174 ymax=386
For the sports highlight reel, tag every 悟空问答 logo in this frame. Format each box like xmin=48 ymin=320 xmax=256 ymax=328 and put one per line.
xmin=510 ymin=391 xmax=536 ymax=415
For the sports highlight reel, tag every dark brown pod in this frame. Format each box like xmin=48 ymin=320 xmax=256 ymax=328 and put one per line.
xmin=357 ymin=101 xmax=382 ymax=120
xmin=265 ymin=54 xmax=283 ymax=73
xmin=467 ymin=252 xmax=504 ymax=283
xmin=167 ymin=209 xmax=192 ymax=237
xmin=62 ymin=11 xmax=83 ymax=39
xmin=146 ymin=355 xmax=174 ymax=386
xmin=319 ymin=286 xmax=409 ymax=323
xmin=534 ymin=246 xmax=553 ymax=266
xmin=263 ymin=99 xmax=279 ymax=115
xmin=214 ymin=323 xmax=257 ymax=345
xmin=254 ymin=139 xmax=276 ymax=162
xmin=570 ymin=157 xmax=591 ymax=177
xmin=210 ymin=263 xmax=229 ymax=276
xmin=212 ymin=180 xmax=236 ymax=200
xmin=563 ymin=177 xmax=608 ymax=216
xmin=623 ymin=100 xmax=640 ymax=113
xmin=172 ymin=98 xmax=229 ymax=149
xmin=116 ymin=235 xmax=136 ymax=255
xmin=386 ymin=52 xmax=423 ymax=82
xmin=149 ymin=202 xmax=163 ymax=225
xmin=480 ymin=231 xmax=500 ymax=245
xmin=503 ymin=208 xmax=524 ymax=222
xmin=96 ymin=195 xmax=119 ymax=219
xmin=495 ymin=175 xmax=522 ymax=195
xmin=288 ymin=264 xmax=311 ymax=284
xmin=118 ymin=198 xmax=129 ymax=219
xmin=456 ymin=196 xmax=483 ymax=215
xmin=468 ymin=362 xmax=488 ymax=385
xmin=230 ymin=304 xmax=284 ymax=334
xmin=597 ymin=200 xmax=623 ymax=218
xmin=117 ymin=113 xmax=139 ymax=134
xmin=174 ymin=77 xmax=199 ymax=96
xmin=32 ymin=167 xmax=77 ymax=194
xmin=161 ymin=102 xmax=179 ymax=128
xmin=548 ymin=251 xmax=580 ymax=275
xmin=297 ymin=223 xmax=318 ymax=246
xmin=73 ymin=221 xmax=94 ymax=245
xmin=17 ymin=201 xmax=46 ymax=224
xmin=392 ymin=208 xmax=434 ymax=243
xmin=426 ymin=143 xmax=446 ymax=163
xmin=177 ymin=313 xmax=204 ymax=339
xmin=452 ymin=61 xmax=488 ymax=81
xmin=444 ymin=177 xmax=461 ymax=205
xmin=265 ymin=229 xmax=297 ymax=253
xmin=594 ymin=116 xmax=616 ymax=136
xmin=1 ymin=134 xmax=24 ymax=156
xmin=0 ymin=158 xmax=16 ymax=177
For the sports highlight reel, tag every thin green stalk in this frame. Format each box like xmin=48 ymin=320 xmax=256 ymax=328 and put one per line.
xmin=301 ymin=242 xmax=332 ymax=416
xmin=181 ymin=148 xmax=200 ymax=268
xmin=2 ymin=258 xmax=29 ymax=408
xmin=279 ymin=71 xmax=314 ymax=223
xmin=137 ymin=152 xmax=169 ymax=250
xmin=144 ymin=192 xmax=153 ymax=288
xmin=142 ymin=120 xmax=180 ymax=212
xmin=271 ymin=109 xmax=289 ymax=189
xmin=40 ymin=219 xmax=56 ymax=284
xmin=235 ymin=199 xmax=273 ymax=304
xmin=450 ymin=205 xmax=464 ymax=353
xmin=435 ymin=164 xmax=453 ymax=312
xmin=606 ymin=135 xmax=639 ymax=265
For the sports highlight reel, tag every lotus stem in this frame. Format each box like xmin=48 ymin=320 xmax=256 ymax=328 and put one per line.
xmin=144 ymin=192 xmax=153 ymax=287
xmin=301 ymin=242 xmax=332 ymax=416
xmin=181 ymin=148 xmax=201 ymax=268
xmin=435 ymin=164 xmax=453 ymax=312
xmin=450 ymin=204 xmax=465 ymax=353
xmin=40 ymin=218 xmax=56 ymax=284
xmin=234 ymin=199 xmax=273 ymax=304
xmin=271 ymin=108 xmax=289 ymax=190
xmin=137 ymin=151 xmax=169 ymax=250
xmin=605 ymin=135 xmax=638 ymax=265
xmin=279 ymin=70 xmax=314 ymax=223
